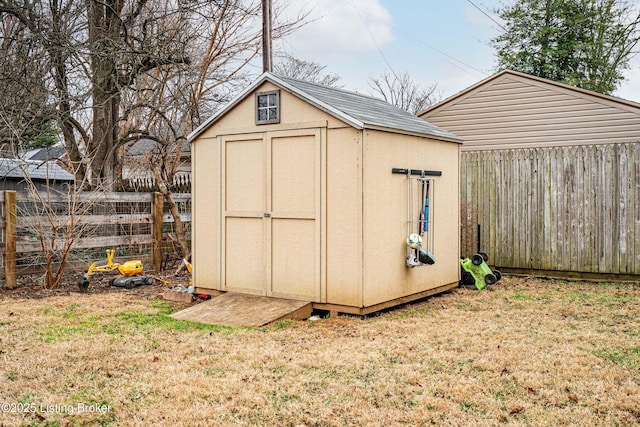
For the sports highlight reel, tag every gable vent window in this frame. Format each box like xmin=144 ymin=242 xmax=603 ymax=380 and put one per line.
xmin=256 ymin=90 xmax=280 ymax=125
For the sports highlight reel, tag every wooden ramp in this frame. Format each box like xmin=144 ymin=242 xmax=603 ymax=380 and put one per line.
xmin=170 ymin=292 xmax=313 ymax=327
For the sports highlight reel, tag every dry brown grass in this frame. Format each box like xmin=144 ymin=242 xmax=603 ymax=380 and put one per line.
xmin=0 ymin=276 xmax=639 ymax=426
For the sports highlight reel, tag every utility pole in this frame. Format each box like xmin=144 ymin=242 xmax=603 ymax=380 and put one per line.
xmin=262 ymin=0 xmax=272 ymax=72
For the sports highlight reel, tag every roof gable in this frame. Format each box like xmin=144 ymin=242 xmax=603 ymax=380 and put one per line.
xmin=24 ymin=146 xmax=67 ymax=162
xmin=420 ymin=70 xmax=640 ymax=150
xmin=421 ymin=69 xmax=640 ymax=116
xmin=189 ymin=72 xmax=460 ymax=142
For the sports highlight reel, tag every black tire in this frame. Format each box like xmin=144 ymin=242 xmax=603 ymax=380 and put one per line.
xmin=471 ymin=254 xmax=484 ymax=265
xmin=77 ymin=279 xmax=90 ymax=292
xmin=493 ymin=270 xmax=502 ymax=281
xmin=460 ymin=272 xmax=475 ymax=288
xmin=484 ymin=273 xmax=497 ymax=285
xmin=125 ymin=279 xmax=137 ymax=289
xmin=479 ymin=252 xmax=489 ymax=262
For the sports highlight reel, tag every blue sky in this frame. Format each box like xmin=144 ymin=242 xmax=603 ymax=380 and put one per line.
xmin=275 ymin=0 xmax=640 ymax=103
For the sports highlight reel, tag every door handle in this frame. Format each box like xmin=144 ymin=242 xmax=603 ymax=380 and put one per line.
xmin=263 ymin=212 xmax=271 ymax=218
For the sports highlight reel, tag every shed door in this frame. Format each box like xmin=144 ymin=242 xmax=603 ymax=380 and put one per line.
xmin=221 ymin=129 xmax=323 ymax=301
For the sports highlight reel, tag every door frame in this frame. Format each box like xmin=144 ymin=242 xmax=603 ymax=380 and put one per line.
xmin=219 ymin=127 xmax=327 ymax=302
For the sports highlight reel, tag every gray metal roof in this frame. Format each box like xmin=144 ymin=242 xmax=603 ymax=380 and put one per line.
xmin=24 ymin=146 xmax=67 ymax=162
xmin=127 ymin=138 xmax=191 ymax=156
xmin=0 ymin=158 xmax=74 ymax=181
xmin=188 ymin=72 xmax=461 ymax=142
xmin=274 ymin=74 xmax=460 ymax=141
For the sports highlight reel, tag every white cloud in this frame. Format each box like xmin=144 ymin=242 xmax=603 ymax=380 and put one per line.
xmin=276 ymin=0 xmax=394 ymax=60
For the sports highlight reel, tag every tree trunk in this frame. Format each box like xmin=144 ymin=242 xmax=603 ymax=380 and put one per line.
xmin=49 ymin=0 xmax=87 ymax=183
xmin=87 ymin=0 xmax=123 ymax=191
xmin=52 ymin=52 xmax=87 ymax=184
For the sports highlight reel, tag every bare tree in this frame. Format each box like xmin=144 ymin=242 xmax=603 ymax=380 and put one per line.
xmin=118 ymin=1 xmax=306 ymax=262
xmin=0 ymin=0 xmax=278 ymax=190
xmin=3 ymin=124 xmax=99 ymax=289
xmin=85 ymin=0 xmax=198 ymax=190
xmin=273 ymin=54 xmax=342 ymax=86
xmin=17 ymin=169 xmax=100 ymax=289
xmin=369 ymin=71 xmax=441 ymax=115
xmin=0 ymin=12 xmax=56 ymax=155
xmin=0 ymin=0 xmax=94 ymax=183
xmin=1 ymin=0 xmax=308 ymax=192
xmin=0 ymin=0 xmax=308 ymax=271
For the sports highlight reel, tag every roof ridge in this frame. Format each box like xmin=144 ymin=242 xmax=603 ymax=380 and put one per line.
xmin=420 ymin=69 xmax=640 ymax=116
xmin=271 ymin=73 xmax=388 ymax=103
xmin=189 ymin=72 xmax=461 ymax=143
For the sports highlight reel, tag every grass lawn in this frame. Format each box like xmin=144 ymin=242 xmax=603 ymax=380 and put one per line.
xmin=0 ymin=276 xmax=638 ymax=426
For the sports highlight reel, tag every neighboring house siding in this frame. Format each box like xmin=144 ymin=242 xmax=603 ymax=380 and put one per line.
xmin=422 ymin=70 xmax=640 ymax=278
xmin=421 ymin=71 xmax=640 ymax=150
xmin=0 ymin=179 xmax=70 ymax=192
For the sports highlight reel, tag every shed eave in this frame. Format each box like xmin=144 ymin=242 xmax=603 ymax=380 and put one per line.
xmin=362 ymin=124 xmax=463 ymax=143
xmin=187 ymin=73 xmax=276 ymax=142
xmin=188 ymin=72 xmax=463 ymax=142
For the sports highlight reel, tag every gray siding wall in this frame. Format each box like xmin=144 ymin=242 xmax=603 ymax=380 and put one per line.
xmin=0 ymin=179 xmax=70 ymax=193
xmin=422 ymin=74 xmax=640 ymax=151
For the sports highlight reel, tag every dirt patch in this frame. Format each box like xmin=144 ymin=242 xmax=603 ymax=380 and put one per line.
xmin=0 ymin=268 xmax=193 ymax=301
xmin=0 ymin=276 xmax=639 ymax=426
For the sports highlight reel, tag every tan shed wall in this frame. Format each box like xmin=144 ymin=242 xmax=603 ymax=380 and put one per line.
xmin=325 ymin=127 xmax=363 ymax=306
xmin=421 ymin=74 xmax=640 ymax=151
xmin=191 ymin=134 xmax=221 ymax=290
xmin=194 ymin=123 xmax=367 ymax=305
xmin=362 ymin=130 xmax=460 ymax=307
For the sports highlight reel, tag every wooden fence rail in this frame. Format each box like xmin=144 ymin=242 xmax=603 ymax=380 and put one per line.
xmin=461 ymin=142 xmax=640 ymax=278
xmin=1 ymin=191 xmax=191 ymax=288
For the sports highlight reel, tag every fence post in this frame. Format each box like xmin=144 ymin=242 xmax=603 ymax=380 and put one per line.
xmin=152 ymin=192 xmax=164 ymax=272
xmin=4 ymin=190 xmax=16 ymax=289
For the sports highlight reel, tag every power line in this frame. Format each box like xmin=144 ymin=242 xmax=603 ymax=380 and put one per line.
xmin=466 ymin=0 xmax=507 ymax=32
xmin=394 ymin=26 xmax=489 ymax=77
xmin=347 ymin=0 xmax=401 ymax=81
xmin=345 ymin=2 xmax=490 ymax=80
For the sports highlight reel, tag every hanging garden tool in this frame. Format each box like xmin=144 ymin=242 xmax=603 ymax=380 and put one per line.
xmin=422 ymin=179 xmax=429 ymax=234
xmin=417 ymin=172 xmax=435 ymax=265
xmin=393 ymin=168 xmax=438 ymax=267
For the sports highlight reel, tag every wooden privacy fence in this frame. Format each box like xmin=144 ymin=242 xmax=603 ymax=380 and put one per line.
xmin=461 ymin=142 xmax=640 ymax=278
xmin=1 ymin=191 xmax=191 ymax=288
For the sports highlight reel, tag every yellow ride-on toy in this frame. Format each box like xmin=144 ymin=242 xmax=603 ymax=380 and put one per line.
xmin=78 ymin=249 xmax=147 ymax=292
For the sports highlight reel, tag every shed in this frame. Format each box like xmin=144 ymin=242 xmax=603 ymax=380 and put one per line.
xmin=188 ymin=72 xmax=462 ymax=315
xmin=420 ymin=69 xmax=640 ymax=279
